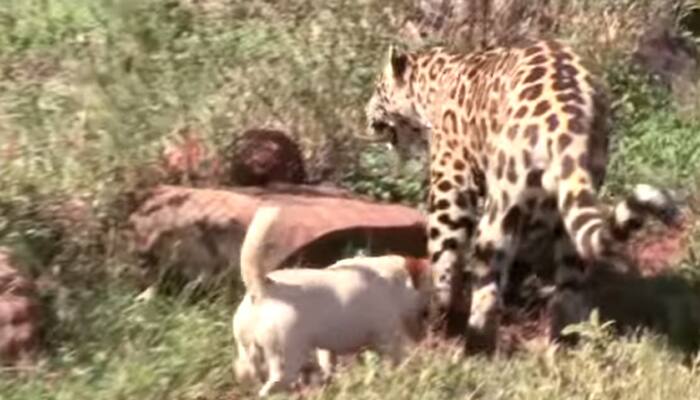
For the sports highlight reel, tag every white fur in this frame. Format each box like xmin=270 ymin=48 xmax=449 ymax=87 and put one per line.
xmin=633 ymin=183 xmax=668 ymax=208
xmin=614 ymin=183 xmax=675 ymax=228
xmin=614 ymin=201 xmax=633 ymax=226
xmin=469 ymin=282 xmax=500 ymax=331
xmin=232 ymin=205 xmax=432 ymax=397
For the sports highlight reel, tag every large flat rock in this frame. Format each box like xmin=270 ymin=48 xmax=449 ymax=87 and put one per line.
xmin=128 ymin=184 xmax=427 ymax=283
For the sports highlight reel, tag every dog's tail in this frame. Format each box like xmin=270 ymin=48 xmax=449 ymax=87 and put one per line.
xmin=240 ymin=204 xmax=281 ymax=298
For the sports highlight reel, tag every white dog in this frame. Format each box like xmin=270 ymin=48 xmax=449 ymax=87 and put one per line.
xmin=232 ymin=205 xmax=432 ymax=397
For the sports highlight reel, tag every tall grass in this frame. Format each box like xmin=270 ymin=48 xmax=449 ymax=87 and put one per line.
xmin=0 ymin=0 xmax=408 ymax=197
xmin=0 ymin=1 xmax=699 ymax=399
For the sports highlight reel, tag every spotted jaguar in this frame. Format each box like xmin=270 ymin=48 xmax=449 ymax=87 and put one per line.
xmin=364 ymin=39 xmax=679 ymax=348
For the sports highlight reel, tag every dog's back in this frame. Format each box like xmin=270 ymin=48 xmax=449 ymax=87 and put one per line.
xmin=259 ymin=256 xmax=430 ymax=349
xmin=259 ymin=265 xmax=413 ymax=352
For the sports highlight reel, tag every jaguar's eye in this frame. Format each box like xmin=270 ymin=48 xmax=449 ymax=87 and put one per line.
xmin=371 ymin=121 xmax=390 ymax=132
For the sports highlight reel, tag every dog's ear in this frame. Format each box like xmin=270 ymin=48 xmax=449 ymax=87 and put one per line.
xmin=404 ymin=257 xmax=429 ymax=288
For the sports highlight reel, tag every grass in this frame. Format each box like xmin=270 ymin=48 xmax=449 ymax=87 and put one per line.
xmin=307 ymin=323 xmax=700 ymax=400
xmin=4 ymin=291 xmax=700 ymax=400
xmin=604 ymin=62 xmax=700 ymax=194
xmin=0 ymin=285 xmax=234 ymax=400
xmin=1 ymin=0 xmax=700 ymax=399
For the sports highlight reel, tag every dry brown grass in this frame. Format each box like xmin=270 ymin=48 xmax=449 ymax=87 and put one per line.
xmin=401 ymin=0 xmax=692 ymax=69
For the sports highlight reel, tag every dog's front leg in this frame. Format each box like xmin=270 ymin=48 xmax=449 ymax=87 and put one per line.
xmin=258 ymin=369 xmax=285 ymax=397
xmin=316 ymin=349 xmax=336 ymax=383
xmin=373 ymin=330 xmax=405 ymax=367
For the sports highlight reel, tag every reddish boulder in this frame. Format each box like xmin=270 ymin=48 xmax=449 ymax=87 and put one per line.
xmin=128 ymin=185 xmax=252 ymax=285
xmin=632 ymin=26 xmax=698 ymax=89
xmin=128 ymin=184 xmax=427 ymax=287
xmin=0 ymin=248 xmax=41 ymax=365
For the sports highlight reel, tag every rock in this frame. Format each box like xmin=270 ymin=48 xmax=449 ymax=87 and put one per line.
xmin=0 ymin=248 xmax=41 ymax=365
xmin=632 ymin=26 xmax=699 ymax=92
xmin=226 ymin=128 xmax=307 ymax=186
xmin=630 ymin=27 xmax=700 ymax=118
xmin=127 ymin=184 xmax=427 ymax=289
xmin=128 ymin=185 xmax=251 ymax=287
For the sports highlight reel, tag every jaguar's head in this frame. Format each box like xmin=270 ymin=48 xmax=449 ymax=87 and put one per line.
xmin=364 ymin=46 xmax=431 ymax=159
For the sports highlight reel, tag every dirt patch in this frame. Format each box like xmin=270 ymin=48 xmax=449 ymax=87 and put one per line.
xmin=498 ymin=307 xmax=552 ymax=355
xmin=497 ymin=209 xmax=699 ymax=354
xmin=626 ymin=213 xmax=694 ymax=277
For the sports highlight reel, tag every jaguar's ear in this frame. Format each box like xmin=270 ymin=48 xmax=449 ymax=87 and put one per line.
xmin=387 ymin=45 xmax=409 ymax=82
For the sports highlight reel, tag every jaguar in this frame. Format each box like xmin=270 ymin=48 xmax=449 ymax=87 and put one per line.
xmin=364 ymin=39 xmax=679 ymax=348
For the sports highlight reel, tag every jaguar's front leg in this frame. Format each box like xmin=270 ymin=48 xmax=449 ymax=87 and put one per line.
xmin=427 ymin=147 xmax=481 ymax=340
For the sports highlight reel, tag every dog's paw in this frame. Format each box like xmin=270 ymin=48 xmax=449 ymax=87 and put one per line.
xmin=135 ymin=285 xmax=157 ymax=302
xmin=234 ymin=358 xmax=259 ymax=384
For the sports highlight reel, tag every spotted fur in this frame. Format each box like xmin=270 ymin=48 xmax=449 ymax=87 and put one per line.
xmin=364 ymin=40 xmax=679 ymax=346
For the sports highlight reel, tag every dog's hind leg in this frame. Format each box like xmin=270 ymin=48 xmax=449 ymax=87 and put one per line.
xmin=233 ymin=340 xmax=260 ymax=383
xmin=258 ymin=348 xmax=307 ymax=398
xmin=258 ymin=356 xmax=287 ymax=397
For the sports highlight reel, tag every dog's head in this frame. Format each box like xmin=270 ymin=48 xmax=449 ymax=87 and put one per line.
xmin=403 ymin=257 xmax=432 ymax=295
xmin=354 ymin=255 xmax=432 ymax=292
xmin=399 ymin=257 xmax=432 ymax=341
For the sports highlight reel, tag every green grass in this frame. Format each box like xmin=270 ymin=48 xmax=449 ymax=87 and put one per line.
xmin=308 ymin=323 xmax=700 ymax=400
xmin=1 ymin=284 xmax=234 ymax=400
xmin=604 ymin=63 xmax=700 ymax=194
xmin=3 ymin=296 xmax=700 ymax=400
xmin=1 ymin=0 xmax=700 ymax=399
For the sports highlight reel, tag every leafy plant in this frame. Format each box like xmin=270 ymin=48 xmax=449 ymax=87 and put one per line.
xmin=340 ymin=144 xmax=428 ymax=206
